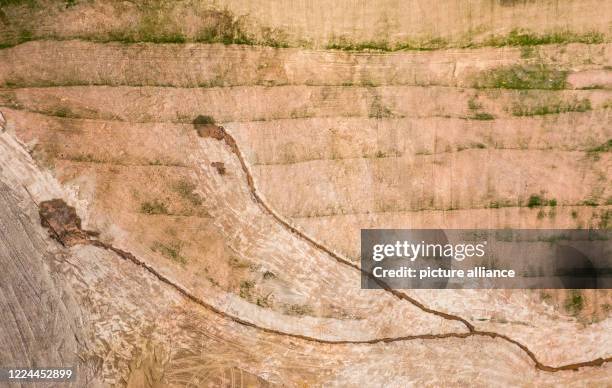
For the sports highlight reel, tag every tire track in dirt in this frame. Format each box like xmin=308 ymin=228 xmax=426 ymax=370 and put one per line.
xmin=195 ymin=123 xmax=612 ymax=372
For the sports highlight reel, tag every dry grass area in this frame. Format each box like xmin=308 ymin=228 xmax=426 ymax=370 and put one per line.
xmin=0 ymin=0 xmax=611 ymax=386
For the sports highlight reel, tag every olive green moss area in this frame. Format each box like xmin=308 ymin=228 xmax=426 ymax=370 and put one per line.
xmin=0 ymin=1 xmax=609 ymax=50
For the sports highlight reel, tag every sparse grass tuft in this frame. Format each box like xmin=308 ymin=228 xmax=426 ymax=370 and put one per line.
xmin=51 ymin=106 xmax=79 ymax=118
xmin=193 ymin=115 xmax=215 ymax=125
xmin=579 ymin=85 xmax=604 ymax=90
xmin=586 ymin=139 xmax=611 ymax=154
xmin=326 ymin=36 xmax=448 ymax=52
xmin=467 ymin=97 xmax=482 ymax=111
xmin=285 ymin=303 xmax=313 ymax=316
xmin=511 ymin=98 xmax=591 ymax=116
xmin=324 ymin=29 xmax=604 ymax=53
xmin=564 ymin=290 xmax=584 ymax=316
xmin=256 ymin=294 xmax=272 ymax=307
xmin=69 ymin=153 xmax=102 ymax=163
xmin=0 ymin=0 xmax=36 ymax=6
xmin=140 ymin=200 xmax=169 ymax=215
xmin=326 ymin=40 xmax=390 ymax=51
xmin=470 ymin=112 xmax=495 ymax=120
xmin=582 ymin=199 xmax=599 ymax=207
xmin=151 ymin=241 xmax=186 ymax=264
xmin=599 ymin=210 xmax=610 ymax=229
xmin=527 ymin=194 xmax=543 ymax=208
xmin=239 ymin=280 xmax=255 ymax=299
xmin=195 ymin=10 xmax=255 ymax=45
xmin=229 ymin=256 xmax=251 ymax=269
xmin=476 ymin=65 xmax=568 ymax=90
xmin=485 ymin=29 xmax=605 ymax=47
xmin=173 ymin=179 xmax=203 ymax=206
xmin=488 ymin=199 xmax=514 ymax=209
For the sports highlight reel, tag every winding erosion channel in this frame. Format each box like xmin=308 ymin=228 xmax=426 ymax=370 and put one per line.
xmin=32 ymin=122 xmax=612 ymax=374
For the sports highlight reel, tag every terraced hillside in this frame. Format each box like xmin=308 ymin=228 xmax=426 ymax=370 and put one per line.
xmin=0 ymin=1 xmax=611 ymax=386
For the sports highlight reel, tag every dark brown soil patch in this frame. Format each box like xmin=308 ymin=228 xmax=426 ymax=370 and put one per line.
xmin=211 ymin=161 xmax=226 ymax=175
xmin=195 ymin=124 xmax=225 ymax=140
xmin=39 ymin=199 xmax=96 ymax=246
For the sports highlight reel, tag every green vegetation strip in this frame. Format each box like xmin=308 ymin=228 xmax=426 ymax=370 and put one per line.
xmin=475 ymin=65 xmax=568 ymax=90
xmin=0 ymin=25 xmax=606 ymax=51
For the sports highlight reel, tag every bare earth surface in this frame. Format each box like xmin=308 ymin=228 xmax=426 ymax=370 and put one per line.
xmin=0 ymin=1 xmax=611 ymax=386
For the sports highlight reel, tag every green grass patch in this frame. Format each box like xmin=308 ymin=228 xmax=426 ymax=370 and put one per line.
xmin=475 ymin=65 xmax=568 ymax=90
xmin=526 ymin=194 xmax=557 ymax=208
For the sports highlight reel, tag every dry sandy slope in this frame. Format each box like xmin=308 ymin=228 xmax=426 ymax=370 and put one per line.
xmin=3 ymin=107 xmax=467 ymax=341
xmin=2 ymin=124 xmax=612 ymax=387
xmin=0 ymin=3 xmax=611 ymax=384
xmin=0 ymin=99 xmax=610 ymax=368
xmin=0 ymin=0 xmax=610 ymax=48
xmin=1 ymin=41 xmax=611 ymax=88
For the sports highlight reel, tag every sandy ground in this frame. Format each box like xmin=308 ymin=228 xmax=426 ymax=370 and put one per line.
xmin=0 ymin=1 xmax=611 ymax=386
